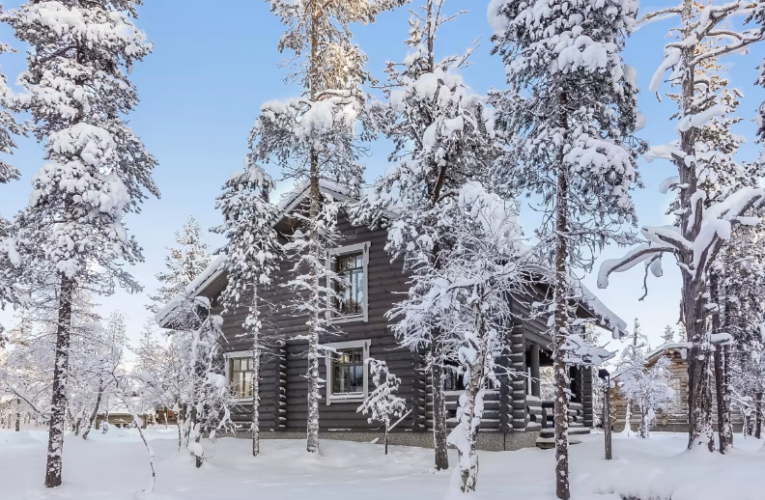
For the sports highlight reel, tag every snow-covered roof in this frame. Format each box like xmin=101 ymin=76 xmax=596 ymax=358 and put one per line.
xmin=574 ymin=281 xmax=628 ymax=338
xmin=277 ymin=178 xmax=355 ymax=212
xmin=156 ymin=179 xmax=351 ymax=328
xmin=645 ymin=342 xmax=689 ymax=363
xmin=154 ymin=255 xmax=228 ymax=328
xmin=155 ymin=180 xmax=627 ymax=334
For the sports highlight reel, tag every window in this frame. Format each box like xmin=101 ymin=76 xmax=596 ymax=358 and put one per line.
xmin=443 ymin=361 xmax=466 ymax=393
xmin=325 ymin=340 xmax=371 ymax=404
xmin=230 ymin=357 xmax=254 ymax=399
xmin=335 ymin=252 xmax=365 ymax=316
xmin=332 ymin=349 xmax=364 ymax=394
xmin=328 ymin=242 xmax=370 ymax=323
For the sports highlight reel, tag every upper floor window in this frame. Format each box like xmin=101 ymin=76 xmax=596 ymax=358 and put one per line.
xmin=335 ymin=252 xmax=365 ymax=316
xmin=328 ymin=242 xmax=370 ymax=323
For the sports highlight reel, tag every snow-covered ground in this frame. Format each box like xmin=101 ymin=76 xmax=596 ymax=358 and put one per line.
xmin=1 ymin=429 xmax=764 ymax=500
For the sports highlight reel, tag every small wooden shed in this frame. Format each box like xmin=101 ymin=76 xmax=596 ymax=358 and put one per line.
xmin=609 ymin=342 xmax=743 ymax=433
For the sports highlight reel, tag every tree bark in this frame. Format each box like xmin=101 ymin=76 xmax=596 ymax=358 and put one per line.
xmin=305 ymin=150 xmax=321 ymax=455
xmin=15 ymin=398 xmax=20 ymax=432
xmin=384 ymin=422 xmax=389 ymax=456
xmin=755 ymin=393 xmax=762 ymax=439
xmin=252 ymin=342 xmax=260 ymax=457
xmin=709 ymin=270 xmax=732 ymax=453
xmin=45 ymin=274 xmax=75 ymax=488
xmin=638 ymin=405 xmax=649 ymax=439
xmin=82 ymin=383 xmax=104 ymax=441
xmin=552 ymin=93 xmax=571 ymax=500
xmin=431 ymin=350 xmax=449 ymax=470
xmin=304 ymin=0 xmax=322 ymax=456
xmin=177 ymin=404 xmax=185 ymax=452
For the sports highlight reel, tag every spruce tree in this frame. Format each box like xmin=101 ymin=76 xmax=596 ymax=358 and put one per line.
xmin=2 ymin=0 xmax=157 ymax=487
xmin=662 ymin=326 xmax=675 ymax=344
xmin=491 ymin=0 xmax=642 ymax=497
xmin=0 ymin=37 xmax=21 ymax=339
xmin=147 ymin=216 xmax=211 ymax=314
xmin=252 ymin=0 xmax=404 ymax=455
xmin=213 ymin=158 xmax=282 ymax=457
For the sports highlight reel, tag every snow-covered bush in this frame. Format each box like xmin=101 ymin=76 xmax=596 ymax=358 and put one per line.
xmin=357 ymin=359 xmax=407 ymax=455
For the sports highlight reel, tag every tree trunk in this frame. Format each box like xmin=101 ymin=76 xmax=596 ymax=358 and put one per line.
xmin=305 ymin=149 xmax=321 ymax=455
xmin=177 ymin=404 xmax=185 ymax=452
xmin=623 ymin=399 xmax=632 ymax=436
xmin=431 ymin=357 xmax=449 ymax=470
xmin=45 ymin=274 xmax=75 ymax=488
xmin=713 ymin=346 xmax=732 ymax=452
xmin=686 ymin=337 xmax=715 ymax=451
xmin=454 ymin=310 xmax=489 ymax=494
xmin=638 ymin=405 xmax=649 ymax=439
xmin=252 ymin=342 xmax=260 ymax=457
xmin=304 ymin=0 xmax=323 ymax=453
xmin=82 ymin=384 xmax=104 ymax=441
xmin=755 ymin=393 xmax=762 ymax=439
xmin=384 ymin=422 xmax=389 ymax=456
xmin=710 ymin=270 xmax=732 ymax=453
xmin=15 ymin=398 xmax=20 ymax=432
xmin=552 ymin=93 xmax=571 ymax=500
xmin=684 ymin=278 xmax=714 ymax=451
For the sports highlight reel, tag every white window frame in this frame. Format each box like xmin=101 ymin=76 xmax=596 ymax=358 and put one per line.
xmin=326 ymin=241 xmax=370 ymax=324
xmin=223 ymin=350 xmax=255 ymax=403
xmin=324 ymin=339 xmax=371 ymax=405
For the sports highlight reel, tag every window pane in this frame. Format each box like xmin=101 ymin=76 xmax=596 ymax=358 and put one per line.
xmin=334 ymin=251 xmax=364 ymax=316
xmin=332 ymin=348 xmax=364 ymax=394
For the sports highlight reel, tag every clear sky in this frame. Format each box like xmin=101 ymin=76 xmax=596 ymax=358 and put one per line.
xmin=0 ymin=0 xmax=763 ymax=354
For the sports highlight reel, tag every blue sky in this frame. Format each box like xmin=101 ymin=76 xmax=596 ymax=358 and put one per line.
xmin=0 ymin=0 xmax=763 ymax=353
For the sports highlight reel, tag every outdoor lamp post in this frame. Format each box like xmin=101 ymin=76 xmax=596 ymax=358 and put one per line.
xmin=598 ymin=368 xmax=612 ymax=460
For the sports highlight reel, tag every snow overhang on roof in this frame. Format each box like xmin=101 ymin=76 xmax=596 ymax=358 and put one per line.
xmin=574 ymin=281 xmax=629 ymax=340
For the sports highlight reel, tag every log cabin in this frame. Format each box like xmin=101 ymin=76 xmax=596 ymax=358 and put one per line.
xmin=609 ymin=342 xmax=744 ymax=434
xmin=157 ymin=180 xmax=628 ymax=451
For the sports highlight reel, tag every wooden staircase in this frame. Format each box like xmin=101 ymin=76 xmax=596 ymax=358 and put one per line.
xmin=535 ymin=401 xmax=590 ymax=449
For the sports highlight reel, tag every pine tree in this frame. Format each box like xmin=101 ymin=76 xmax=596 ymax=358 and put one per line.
xmin=662 ymin=326 xmax=675 ymax=344
xmin=2 ymin=0 xmax=158 ymax=487
xmin=357 ymin=359 xmax=407 ymax=456
xmin=252 ymin=0 xmax=404 ymax=455
xmin=354 ymin=0 xmax=499 ymax=471
xmin=0 ymin=36 xmax=19 ymax=189
xmin=147 ymin=216 xmax=211 ymax=314
xmin=0 ymin=35 xmax=21 ymax=339
xmin=213 ymin=158 xmax=282 ymax=457
xmin=491 ymin=0 xmax=642 ymax=496
xmin=599 ymin=0 xmax=763 ymax=453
